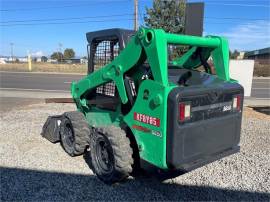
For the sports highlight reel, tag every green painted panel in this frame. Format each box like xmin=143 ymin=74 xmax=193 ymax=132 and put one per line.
xmin=84 ymin=107 xmax=121 ymax=127
xmin=124 ymin=79 xmax=175 ymax=169
xmin=141 ymin=29 xmax=169 ymax=86
xmin=211 ymin=36 xmax=230 ymax=81
xmin=71 ymin=35 xmax=143 ymax=104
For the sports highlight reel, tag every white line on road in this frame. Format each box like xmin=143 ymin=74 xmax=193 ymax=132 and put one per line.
xmin=246 ymin=98 xmax=270 ymax=100
xmin=252 ymin=88 xmax=270 ymax=90
xmin=252 ymin=81 xmax=270 ymax=84
xmin=64 ymin=81 xmax=72 ymax=84
xmin=0 ymin=87 xmax=69 ymax=93
xmin=253 ymin=77 xmax=270 ymax=79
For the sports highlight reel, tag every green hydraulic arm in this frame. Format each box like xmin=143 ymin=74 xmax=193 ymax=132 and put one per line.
xmin=71 ymin=27 xmax=230 ymax=107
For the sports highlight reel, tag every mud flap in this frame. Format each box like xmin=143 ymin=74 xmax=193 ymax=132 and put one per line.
xmin=41 ymin=115 xmax=64 ymax=143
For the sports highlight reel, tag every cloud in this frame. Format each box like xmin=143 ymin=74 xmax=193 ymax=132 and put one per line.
xmin=31 ymin=51 xmax=44 ymax=57
xmin=213 ymin=21 xmax=270 ymax=51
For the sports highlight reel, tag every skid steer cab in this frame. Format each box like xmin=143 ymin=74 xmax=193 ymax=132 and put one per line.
xmin=42 ymin=27 xmax=244 ymax=184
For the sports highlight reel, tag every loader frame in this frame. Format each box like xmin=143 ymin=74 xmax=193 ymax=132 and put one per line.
xmin=71 ymin=27 xmax=231 ymax=169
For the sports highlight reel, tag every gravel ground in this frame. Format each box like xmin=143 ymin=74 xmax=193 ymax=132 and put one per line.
xmin=0 ymin=103 xmax=270 ymax=201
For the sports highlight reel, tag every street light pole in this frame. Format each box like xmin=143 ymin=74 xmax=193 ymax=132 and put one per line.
xmin=10 ymin=43 xmax=14 ymax=62
xmin=59 ymin=43 xmax=63 ymax=63
xmin=134 ymin=0 xmax=138 ymax=31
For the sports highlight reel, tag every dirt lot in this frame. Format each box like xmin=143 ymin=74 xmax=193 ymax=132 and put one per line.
xmin=1 ymin=61 xmax=269 ymax=77
xmin=0 ymin=63 xmax=87 ymax=74
xmin=0 ymin=103 xmax=270 ymax=201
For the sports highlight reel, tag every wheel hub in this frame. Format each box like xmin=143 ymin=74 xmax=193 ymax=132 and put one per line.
xmin=63 ymin=124 xmax=74 ymax=147
xmin=96 ymin=136 xmax=114 ymax=173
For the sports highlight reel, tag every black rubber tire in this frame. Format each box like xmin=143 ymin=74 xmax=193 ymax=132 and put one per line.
xmin=89 ymin=126 xmax=133 ymax=184
xmin=60 ymin=111 xmax=91 ymax=156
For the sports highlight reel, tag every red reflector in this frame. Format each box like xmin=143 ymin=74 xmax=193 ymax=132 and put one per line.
xmin=179 ymin=103 xmax=185 ymax=122
xmin=233 ymin=95 xmax=241 ymax=111
xmin=236 ymin=95 xmax=241 ymax=111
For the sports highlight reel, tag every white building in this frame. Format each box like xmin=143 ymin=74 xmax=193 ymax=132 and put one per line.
xmin=17 ymin=57 xmax=28 ymax=62
xmin=47 ymin=59 xmax=57 ymax=63
xmin=0 ymin=56 xmax=28 ymax=63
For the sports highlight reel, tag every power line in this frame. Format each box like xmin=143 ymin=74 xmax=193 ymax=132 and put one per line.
xmin=205 ymin=17 xmax=270 ymax=21
xmin=0 ymin=0 xmax=130 ymax=12
xmin=1 ymin=14 xmax=268 ymax=24
xmin=2 ymin=17 xmax=269 ymax=27
xmin=206 ymin=3 xmax=270 ymax=8
xmin=149 ymin=0 xmax=270 ymax=7
xmin=0 ymin=18 xmax=134 ymax=27
xmin=204 ymin=21 xmax=270 ymax=26
xmin=188 ymin=0 xmax=270 ymax=2
xmin=3 ymin=1 xmax=267 ymax=13
xmin=0 ymin=14 xmax=132 ymax=23
xmin=1 ymin=0 xmax=269 ymax=12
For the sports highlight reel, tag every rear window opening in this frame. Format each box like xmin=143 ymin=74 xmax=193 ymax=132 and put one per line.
xmin=167 ymin=44 xmax=219 ymax=87
xmin=168 ymin=44 xmax=190 ymax=63
xmin=168 ymin=68 xmax=223 ymax=87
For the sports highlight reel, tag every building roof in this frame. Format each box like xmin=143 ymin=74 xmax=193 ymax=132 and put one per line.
xmin=245 ymin=47 xmax=270 ymax=57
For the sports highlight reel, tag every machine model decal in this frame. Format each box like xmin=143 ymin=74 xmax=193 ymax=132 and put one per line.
xmin=132 ymin=125 xmax=151 ymax=132
xmin=134 ymin=112 xmax=160 ymax=127
xmin=132 ymin=125 xmax=162 ymax=137
xmin=223 ymin=105 xmax=232 ymax=112
xmin=152 ymin=130 xmax=162 ymax=137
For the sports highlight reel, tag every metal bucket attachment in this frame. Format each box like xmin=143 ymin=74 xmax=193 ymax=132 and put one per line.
xmin=41 ymin=115 xmax=64 ymax=143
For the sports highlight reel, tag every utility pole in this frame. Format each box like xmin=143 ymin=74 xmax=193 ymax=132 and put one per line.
xmin=134 ymin=0 xmax=138 ymax=31
xmin=10 ymin=43 xmax=14 ymax=62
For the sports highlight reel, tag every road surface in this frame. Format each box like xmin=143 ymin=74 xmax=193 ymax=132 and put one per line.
xmin=0 ymin=71 xmax=269 ymax=111
xmin=1 ymin=71 xmax=269 ymax=95
xmin=0 ymin=72 xmax=83 ymax=112
xmin=251 ymin=78 xmax=270 ymax=99
xmin=0 ymin=71 xmax=83 ymax=92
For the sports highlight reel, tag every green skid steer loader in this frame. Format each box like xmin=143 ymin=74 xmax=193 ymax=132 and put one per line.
xmin=41 ymin=27 xmax=244 ymax=184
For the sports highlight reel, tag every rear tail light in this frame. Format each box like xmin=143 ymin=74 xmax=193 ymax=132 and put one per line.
xmin=233 ymin=95 xmax=241 ymax=111
xmin=179 ymin=102 xmax=191 ymax=122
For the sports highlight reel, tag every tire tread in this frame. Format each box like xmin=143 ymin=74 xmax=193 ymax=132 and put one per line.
xmin=60 ymin=111 xmax=91 ymax=156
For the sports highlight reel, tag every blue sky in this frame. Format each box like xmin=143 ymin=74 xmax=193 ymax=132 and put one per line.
xmin=1 ymin=0 xmax=270 ymax=57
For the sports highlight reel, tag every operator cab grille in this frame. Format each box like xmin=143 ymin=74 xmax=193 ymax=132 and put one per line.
xmin=93 ymin=39 xmax=119 ymax=97
xmin=96 ymin=82 xmax=116 ymax=97
xmin=94 ymin=40 xmax=119 ymax=70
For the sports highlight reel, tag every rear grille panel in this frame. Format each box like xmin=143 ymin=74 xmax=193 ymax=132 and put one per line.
xmin=166 ymin=84 xmax=244 ymax=169
xmin=178 ymin=91 xmax=242 ymax=123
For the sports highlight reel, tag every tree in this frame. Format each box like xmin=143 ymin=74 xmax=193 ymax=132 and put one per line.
xmin=229 ymin=50 xmax=232 ymax=58
xmin=41 ymin=56 xmax=48 ymax=62
xmin=144 ymin=0 xmax=187 ymax=60
xmin=144 ymin=0 xmax=186 ymax=34
xmin=64 ymin=48 xmax=75 ymax=59
xmin=51 ymin=52 xmax=63 ymax=62
xmin=230 ymin=50 xmax=240 ymax=59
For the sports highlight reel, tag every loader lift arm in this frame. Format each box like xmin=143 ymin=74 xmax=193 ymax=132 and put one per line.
xmin=71 ymin=27 xmax=230 ymax=108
